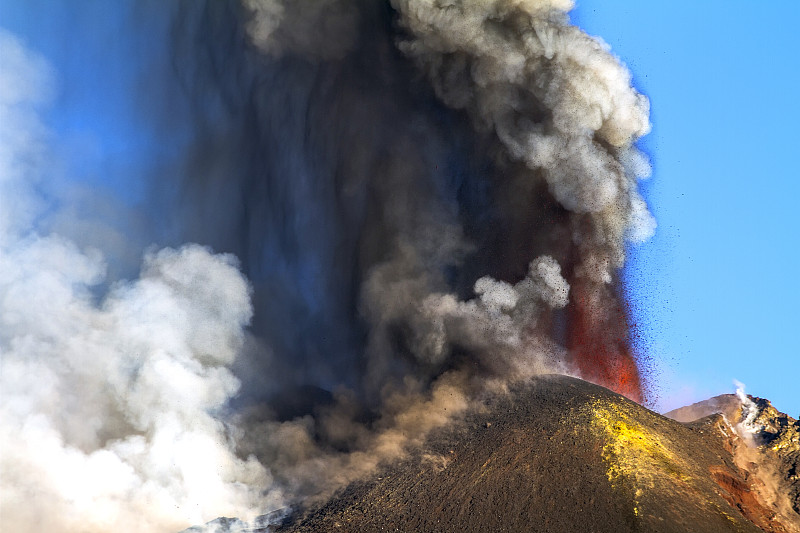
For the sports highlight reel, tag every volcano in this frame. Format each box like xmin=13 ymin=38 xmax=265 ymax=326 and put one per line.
xmin=189 ymin=375 xmax=799 ymax=533
xmin=5 ymin=3 xmax=794 ymax=532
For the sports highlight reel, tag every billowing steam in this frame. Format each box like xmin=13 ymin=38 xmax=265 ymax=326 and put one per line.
xmin=1 ymin=30 xmax=274 ymax=530
xmin=0 ymin=0 xmax=654 ymax=531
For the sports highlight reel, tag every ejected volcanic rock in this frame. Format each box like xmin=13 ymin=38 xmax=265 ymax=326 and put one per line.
xmin=271 ymin=375 xmax=797 ymax=533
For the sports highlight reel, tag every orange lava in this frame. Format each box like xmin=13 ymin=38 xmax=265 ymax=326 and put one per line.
xmin=566 ymin=279 xmax=644 ymax=403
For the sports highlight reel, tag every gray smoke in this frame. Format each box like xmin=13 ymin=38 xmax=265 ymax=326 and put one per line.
xmin=165 ymin=0 xmax=653 ymax=522
xmin=392 ymin=0 xmax=654 ymax=249
xmin=0 ymin=1 xmax=654 ymax=530
xmin=242 ymin=0 xmax=360 ymax=59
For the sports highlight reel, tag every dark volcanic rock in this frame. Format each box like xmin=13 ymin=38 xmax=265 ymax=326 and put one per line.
xmin=275 ymin=375 xmax=797 ymax=533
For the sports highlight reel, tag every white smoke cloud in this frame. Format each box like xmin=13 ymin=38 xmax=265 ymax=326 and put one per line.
xmin=0 ymin=29 xmax=53 ymax=243
xmin=734 ymin=380 xmax=762 ymax=443
xmin=0 ymin=30 xmax=278 ymax=533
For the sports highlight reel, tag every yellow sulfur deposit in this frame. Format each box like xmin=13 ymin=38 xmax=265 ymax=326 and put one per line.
xmin=589 ymin=400 xmax=691 ymax=516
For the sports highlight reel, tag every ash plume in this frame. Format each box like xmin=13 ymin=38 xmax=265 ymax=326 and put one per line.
xmin=169 ymin=0 xmax=652 ymax=398
xmin=0 ymin=0 xmax=654 ymax=531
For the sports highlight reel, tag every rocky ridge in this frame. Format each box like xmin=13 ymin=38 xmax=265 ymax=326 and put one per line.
xmin=668 ymin=393 xmax=800 ymax=521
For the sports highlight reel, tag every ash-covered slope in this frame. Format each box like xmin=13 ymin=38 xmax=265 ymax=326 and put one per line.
xmin=270 ymin=375 xmax=797 ymax=533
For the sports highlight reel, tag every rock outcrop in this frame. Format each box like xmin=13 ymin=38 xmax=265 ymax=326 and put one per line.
xmin=668 ymin=392 xmax=800 ymax=526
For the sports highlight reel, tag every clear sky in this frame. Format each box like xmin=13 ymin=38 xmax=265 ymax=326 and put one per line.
xmin=1 ymin=1 xmax=797 ymax=416
xmin=573 ymin=1 xmax=800 ymax=416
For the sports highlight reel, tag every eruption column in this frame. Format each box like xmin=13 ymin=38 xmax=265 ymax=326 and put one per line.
xmin=0 ymin=1 xmax=657 ymax=530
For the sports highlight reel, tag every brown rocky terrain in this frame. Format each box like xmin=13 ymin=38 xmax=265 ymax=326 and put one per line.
xmin=667 ymin=393 xmax=800 ymax=524
xmin=192 ymin=375 xmax=799 ymax=533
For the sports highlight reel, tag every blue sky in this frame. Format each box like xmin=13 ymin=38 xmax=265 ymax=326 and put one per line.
xmin=1 ymin=1 xmax=797 ymax=416
xmin=0 ymin=1 xmax=169 ymax=205
xmin=573 ymin=1 xmax=800 ymax=415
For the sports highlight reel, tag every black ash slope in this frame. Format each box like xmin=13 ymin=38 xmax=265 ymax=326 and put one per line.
xmin=276 ymin=375 xmax=795 ymax=533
